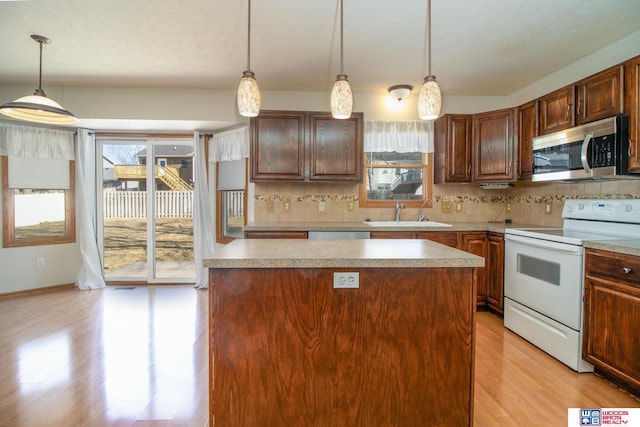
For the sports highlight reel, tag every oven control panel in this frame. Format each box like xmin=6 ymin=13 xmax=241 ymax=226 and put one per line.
xmin=563 ymin=199 xmax=640 ymax=223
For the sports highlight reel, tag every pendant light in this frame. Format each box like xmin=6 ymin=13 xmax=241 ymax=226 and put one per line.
xmin=330 ymin=0 xmax=352 ymax=119
xmin=418 ymin=0 xmax=441 ymax=121
xmin=0 ymin=35 xmax=77 ymax=125
xmin=237 ymin=0 xmax=261 ymax=118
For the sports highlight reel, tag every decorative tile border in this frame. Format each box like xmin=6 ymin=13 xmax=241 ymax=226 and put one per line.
xmin=255 ymin=194 xmax=358 ymax=202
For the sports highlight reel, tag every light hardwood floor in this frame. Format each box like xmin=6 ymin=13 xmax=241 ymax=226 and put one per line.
xmin=0 ymin=285 xmax=637 ymax=426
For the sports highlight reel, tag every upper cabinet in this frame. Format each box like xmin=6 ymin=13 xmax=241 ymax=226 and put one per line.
xmin=434 ymin=114 xmax=472 ymax=183
xmin=250 ymin=110 xmax=363 ymax=182
xmin=575 ymin=65 xmax=623 ymax=125
xmin=251 ymin=111 xmax=306 ymax=181
xmin=538 ymin=65 xmax=623 ymax=135
xmin=472 ymin=108 xmax=517 ymax=182
xmin=517 ymin=100 xmax=537 ymax=180
xmin=308 ymin=113 xmax=363 ymax=182
xmin=625 ymin=56 xmax=640 ymax=172
xmin=538 ymin=85 xmax=575 ymax=135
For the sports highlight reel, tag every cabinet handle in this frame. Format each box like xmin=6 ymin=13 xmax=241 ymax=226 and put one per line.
xmin=577 ymin=99 xmax=583 ymax=116
xmin=622 ymin=267 xmax=632 ymax=274
xmin=566 ymin=104 xmax=572 ymax=121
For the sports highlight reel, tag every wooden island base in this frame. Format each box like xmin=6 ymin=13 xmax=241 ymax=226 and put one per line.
xmin=209 ymin=266 xmax=476 ymax=426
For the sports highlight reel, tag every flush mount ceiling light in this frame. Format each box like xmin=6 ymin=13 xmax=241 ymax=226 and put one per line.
xmin=0 ymin=35 xmax=77 ymax=125
xmin=330 ymin=0 xmax=353 ymax=119
xmin=388 ymin=85 xmax=413 ymax=103
xmin=417 ymin=0 xmax=442 ymax=121
xmin=237 ymin=0 xmax=261 ymax=118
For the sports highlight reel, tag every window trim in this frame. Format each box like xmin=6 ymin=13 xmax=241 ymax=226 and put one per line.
xmin=358 ymin=152 xmax=433 ymax=209
xmin=2 ymin=156 xmax=76 ymax=248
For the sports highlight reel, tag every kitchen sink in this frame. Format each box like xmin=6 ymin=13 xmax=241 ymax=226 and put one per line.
xmin=363 ymin=221 xmax=453 ymax=227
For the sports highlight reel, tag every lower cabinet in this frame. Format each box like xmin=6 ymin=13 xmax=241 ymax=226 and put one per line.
xmin=583 ymin=248 xmax=640 ymax=395
xmin=460 ymin=232 xmax=488 ymax=308
xmin=486 ymin=232 xmax=505 ymax=314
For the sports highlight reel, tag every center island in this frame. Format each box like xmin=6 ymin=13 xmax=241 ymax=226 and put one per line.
xmin=204 ymin=238 xmax=484 ymax=426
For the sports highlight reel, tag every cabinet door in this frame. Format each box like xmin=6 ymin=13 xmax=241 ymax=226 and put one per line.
xmin=434 ymin=115 xmax=472 ymax=183
xmin=308 ymin=112 xmax=363 ymax=181
xmin=472 ymin=108 xmax=516 ymax=182
xmin=461 ymin=232 xmax=487 ymax=306
xmin=517 ymin=100 xmax=537 ymax=180
xmin=583 ymin=249 xmax=640 ymax=395
xmin=539 ymin=85 xmax=575 ymax=135
xmin=486 ymin=232 xmax=504 ymax=314
xmin=576 ymin=65 xmax=623 ymax=125
xmin=625 ymin=56 xmax=640 ymax=172
xmin=250 ymin=111 xmax=306 ymax=181
xmin=415 ymin=231 xmax=459 ymax=248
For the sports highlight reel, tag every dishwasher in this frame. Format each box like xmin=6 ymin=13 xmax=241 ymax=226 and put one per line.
xmin=308 ymin=231 xmax=370 ymax=239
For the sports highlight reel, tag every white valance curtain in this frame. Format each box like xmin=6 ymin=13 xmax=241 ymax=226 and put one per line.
xmin=209 ymin=126 xmax=249 ymax=162
xmin=0 ymin=122 xmax=75 ymax=160
xmin=364 ymin=120 xmax=434 ymax=153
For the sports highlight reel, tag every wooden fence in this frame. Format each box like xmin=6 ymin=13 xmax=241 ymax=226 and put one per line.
xmin=104 ymin=191 xmax=194 ymax=218
xmin=103 ymin=190 xmax=245 ymax=219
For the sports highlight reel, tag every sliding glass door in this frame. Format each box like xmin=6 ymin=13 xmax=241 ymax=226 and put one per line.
xmin=98 ymin=139 xmax=195 ymax=283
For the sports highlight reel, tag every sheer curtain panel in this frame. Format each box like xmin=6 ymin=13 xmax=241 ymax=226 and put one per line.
xmin=364 ymin=120 xmax=433 ymax=153
xmin=75 ymin=129 xmax=106 ymax=290
xmin=193 ymin=132 xmax=216 ymax=289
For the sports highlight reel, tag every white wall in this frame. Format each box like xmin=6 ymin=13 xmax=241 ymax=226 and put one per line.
xmin=0 ymin=162 xmax=82 ymax=293
xmin=0 ymin=30 xmax=638 ymax=294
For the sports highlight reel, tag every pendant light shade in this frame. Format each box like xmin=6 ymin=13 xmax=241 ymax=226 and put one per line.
xmin=418 ymin=0 xmax=441 ymax=121
xmin=0 ymin=35 xmax=77 ymax=125
xmin=331 ymin=0 xmax=352 ymax=119
xmin=237 ymin=0 xmax=261 ymax=118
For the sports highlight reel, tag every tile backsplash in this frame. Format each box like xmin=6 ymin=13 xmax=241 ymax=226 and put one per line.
xmin=253 ymin=179 xmax=640 ymax=226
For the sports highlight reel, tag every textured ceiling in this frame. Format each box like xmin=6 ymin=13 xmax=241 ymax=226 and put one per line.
xmin=1 ymin=0 xmax=639 ymax=98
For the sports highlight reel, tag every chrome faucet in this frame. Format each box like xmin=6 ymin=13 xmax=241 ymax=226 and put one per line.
xmin=418 ymin=199 xmax=431 ymax=222
xmin=394 ymin=200 xmax=405 ymax=222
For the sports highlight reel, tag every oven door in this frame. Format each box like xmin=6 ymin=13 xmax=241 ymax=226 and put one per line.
xmin=504 ymin=233 xmax=584 ymax=330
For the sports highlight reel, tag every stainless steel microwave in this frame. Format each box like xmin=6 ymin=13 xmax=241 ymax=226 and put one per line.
xmin=531 ymin=115 xmax=632 ymax=182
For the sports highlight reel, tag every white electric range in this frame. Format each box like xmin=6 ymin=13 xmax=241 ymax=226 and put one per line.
xmin=503 ymin=199 xmax=640 ymax=372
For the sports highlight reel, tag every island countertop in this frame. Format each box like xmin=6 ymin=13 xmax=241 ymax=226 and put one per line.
xmin=204 ymin=238 xmax=485 ymax=269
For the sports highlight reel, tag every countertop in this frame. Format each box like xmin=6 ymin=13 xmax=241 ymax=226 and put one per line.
xmin=243 ymin=221 xmax=542 ymax=234
xmin=204 ymin=238 xmax=485 ymax=269
xmin=584 ymin=239 xmax=640 ymax=257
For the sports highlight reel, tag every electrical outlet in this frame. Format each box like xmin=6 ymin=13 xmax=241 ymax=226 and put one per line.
xmin=544 ymin=202 xmax=552 ymax=215
xmin=506 ymin=203 xmax=512 ymax=212
xmin=441 ymin=201 xmax=453 ymax=213
xmin=266 ymin=200 xmax=274 ymax=212
xmin=319 ymin=200 xmax=326 ymax=212
xmin=283 ymin=199 xmax=291 ymax=212
xmin=36 ymin=258 xmax=45 ymax=269
xmin=347 ymin=201 xmax=355 ymax=212
xmin=333 ymin=272 xmax=359 ymax=288
xmin=455 ymin=202 xmax=464 ymax=213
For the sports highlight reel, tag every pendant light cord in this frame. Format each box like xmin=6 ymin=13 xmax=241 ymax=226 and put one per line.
xmin=38 ymin=39 xmax=44 ymax=91
xmin=427 ymin=0 xmax=432 ymax=77
xmin=247 ymin=0 xmax=252 ymax=71
xmin=339 ymin=0 xmax=344 ymax=75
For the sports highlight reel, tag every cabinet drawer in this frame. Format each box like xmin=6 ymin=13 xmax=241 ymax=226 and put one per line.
xmin=416 ymin=231 xmax=459 ymax=247
xmin=586 ymin=249 xmax=640 ymax=287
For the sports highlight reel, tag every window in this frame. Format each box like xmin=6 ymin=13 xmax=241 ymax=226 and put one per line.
xmin=216 ymin=158 xmax=247 ymax=243
xmin=2 ymin=156 xmax=76 ymax=247
xmin=358 ymin=151 xmax=432 ymax=208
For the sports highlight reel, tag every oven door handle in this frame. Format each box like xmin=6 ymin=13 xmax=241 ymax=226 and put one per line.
xmin=581 ymin=133 xmax=593 ymax=174
xmin=505 ymin=234 xmax=582 ymax=254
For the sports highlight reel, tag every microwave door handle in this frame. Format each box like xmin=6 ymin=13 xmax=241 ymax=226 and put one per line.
xmin=581 ymin=133 xmax=593 ymax=174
